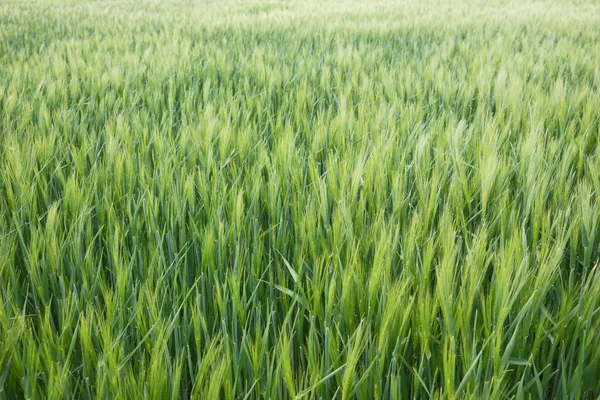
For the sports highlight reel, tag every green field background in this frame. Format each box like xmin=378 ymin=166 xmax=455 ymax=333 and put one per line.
xmin=1 ymin=0 xmax=600 ymax=398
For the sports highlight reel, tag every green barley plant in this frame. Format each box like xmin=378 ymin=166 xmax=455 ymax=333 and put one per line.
xmin=1 ymin=0 xmax=600 ymax=398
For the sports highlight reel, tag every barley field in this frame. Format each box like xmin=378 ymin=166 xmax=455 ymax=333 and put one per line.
xmin=1 ymin=0 xmax=600 ymax=398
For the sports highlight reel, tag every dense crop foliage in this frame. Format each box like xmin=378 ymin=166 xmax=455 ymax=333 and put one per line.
xmin=1 ymin=0 xmax=600 ymax=398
